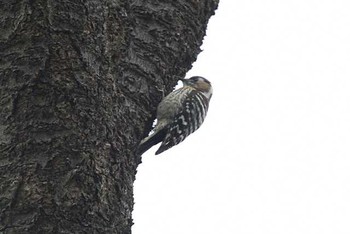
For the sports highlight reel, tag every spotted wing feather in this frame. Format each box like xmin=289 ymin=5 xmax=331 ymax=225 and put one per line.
xmin=155 ymin=90 xmax=209 ymax=155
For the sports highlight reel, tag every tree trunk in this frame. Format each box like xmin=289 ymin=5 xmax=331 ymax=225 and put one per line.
xmin=0 ymin=0 xmax=218 ymax=233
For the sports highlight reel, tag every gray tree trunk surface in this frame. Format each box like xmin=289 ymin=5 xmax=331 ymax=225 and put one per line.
xmin=0 ymin=0 xmax=218 ymax=233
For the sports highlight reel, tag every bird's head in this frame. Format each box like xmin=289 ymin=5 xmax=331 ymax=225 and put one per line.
xmin=180 ymin=76 xmax=213 ymax=100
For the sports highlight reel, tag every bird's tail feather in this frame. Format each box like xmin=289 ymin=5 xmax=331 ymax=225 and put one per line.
xmin=137 ymin=129 xmax=166 ymax=155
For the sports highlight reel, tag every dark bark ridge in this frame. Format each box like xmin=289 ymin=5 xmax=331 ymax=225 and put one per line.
xmin=0 ymin=0 xmax=218 ymax=233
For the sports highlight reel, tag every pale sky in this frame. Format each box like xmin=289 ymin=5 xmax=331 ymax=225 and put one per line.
xmin=132 ymin=1 xmax=350 ymax=233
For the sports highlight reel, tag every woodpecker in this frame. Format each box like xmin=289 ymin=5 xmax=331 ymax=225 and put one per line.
xmin=138 ymin=76 xmax=213 ymax=155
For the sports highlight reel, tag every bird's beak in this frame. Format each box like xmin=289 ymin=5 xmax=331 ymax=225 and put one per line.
xmin=179 ymin=78 xmax=188 ymax=85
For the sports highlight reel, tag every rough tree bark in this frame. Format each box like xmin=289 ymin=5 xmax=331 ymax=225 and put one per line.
xmin=0 ymin=0 xmax=218 ymax=233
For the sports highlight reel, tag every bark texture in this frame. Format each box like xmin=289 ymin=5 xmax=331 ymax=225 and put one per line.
xmin=0 ymin=0 xmax=218 ymax=233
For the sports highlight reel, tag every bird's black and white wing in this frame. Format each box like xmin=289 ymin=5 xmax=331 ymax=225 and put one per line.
xmin=155 ymin=90 xmax=209 ymax=155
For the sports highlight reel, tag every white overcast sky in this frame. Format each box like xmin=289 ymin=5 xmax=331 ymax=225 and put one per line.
xmin=132 ymin=1 xmax=350 ymax=233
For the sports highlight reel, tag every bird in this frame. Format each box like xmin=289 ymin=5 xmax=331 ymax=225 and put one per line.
xmin=138 ymin=76 xmax=213 ymax=155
